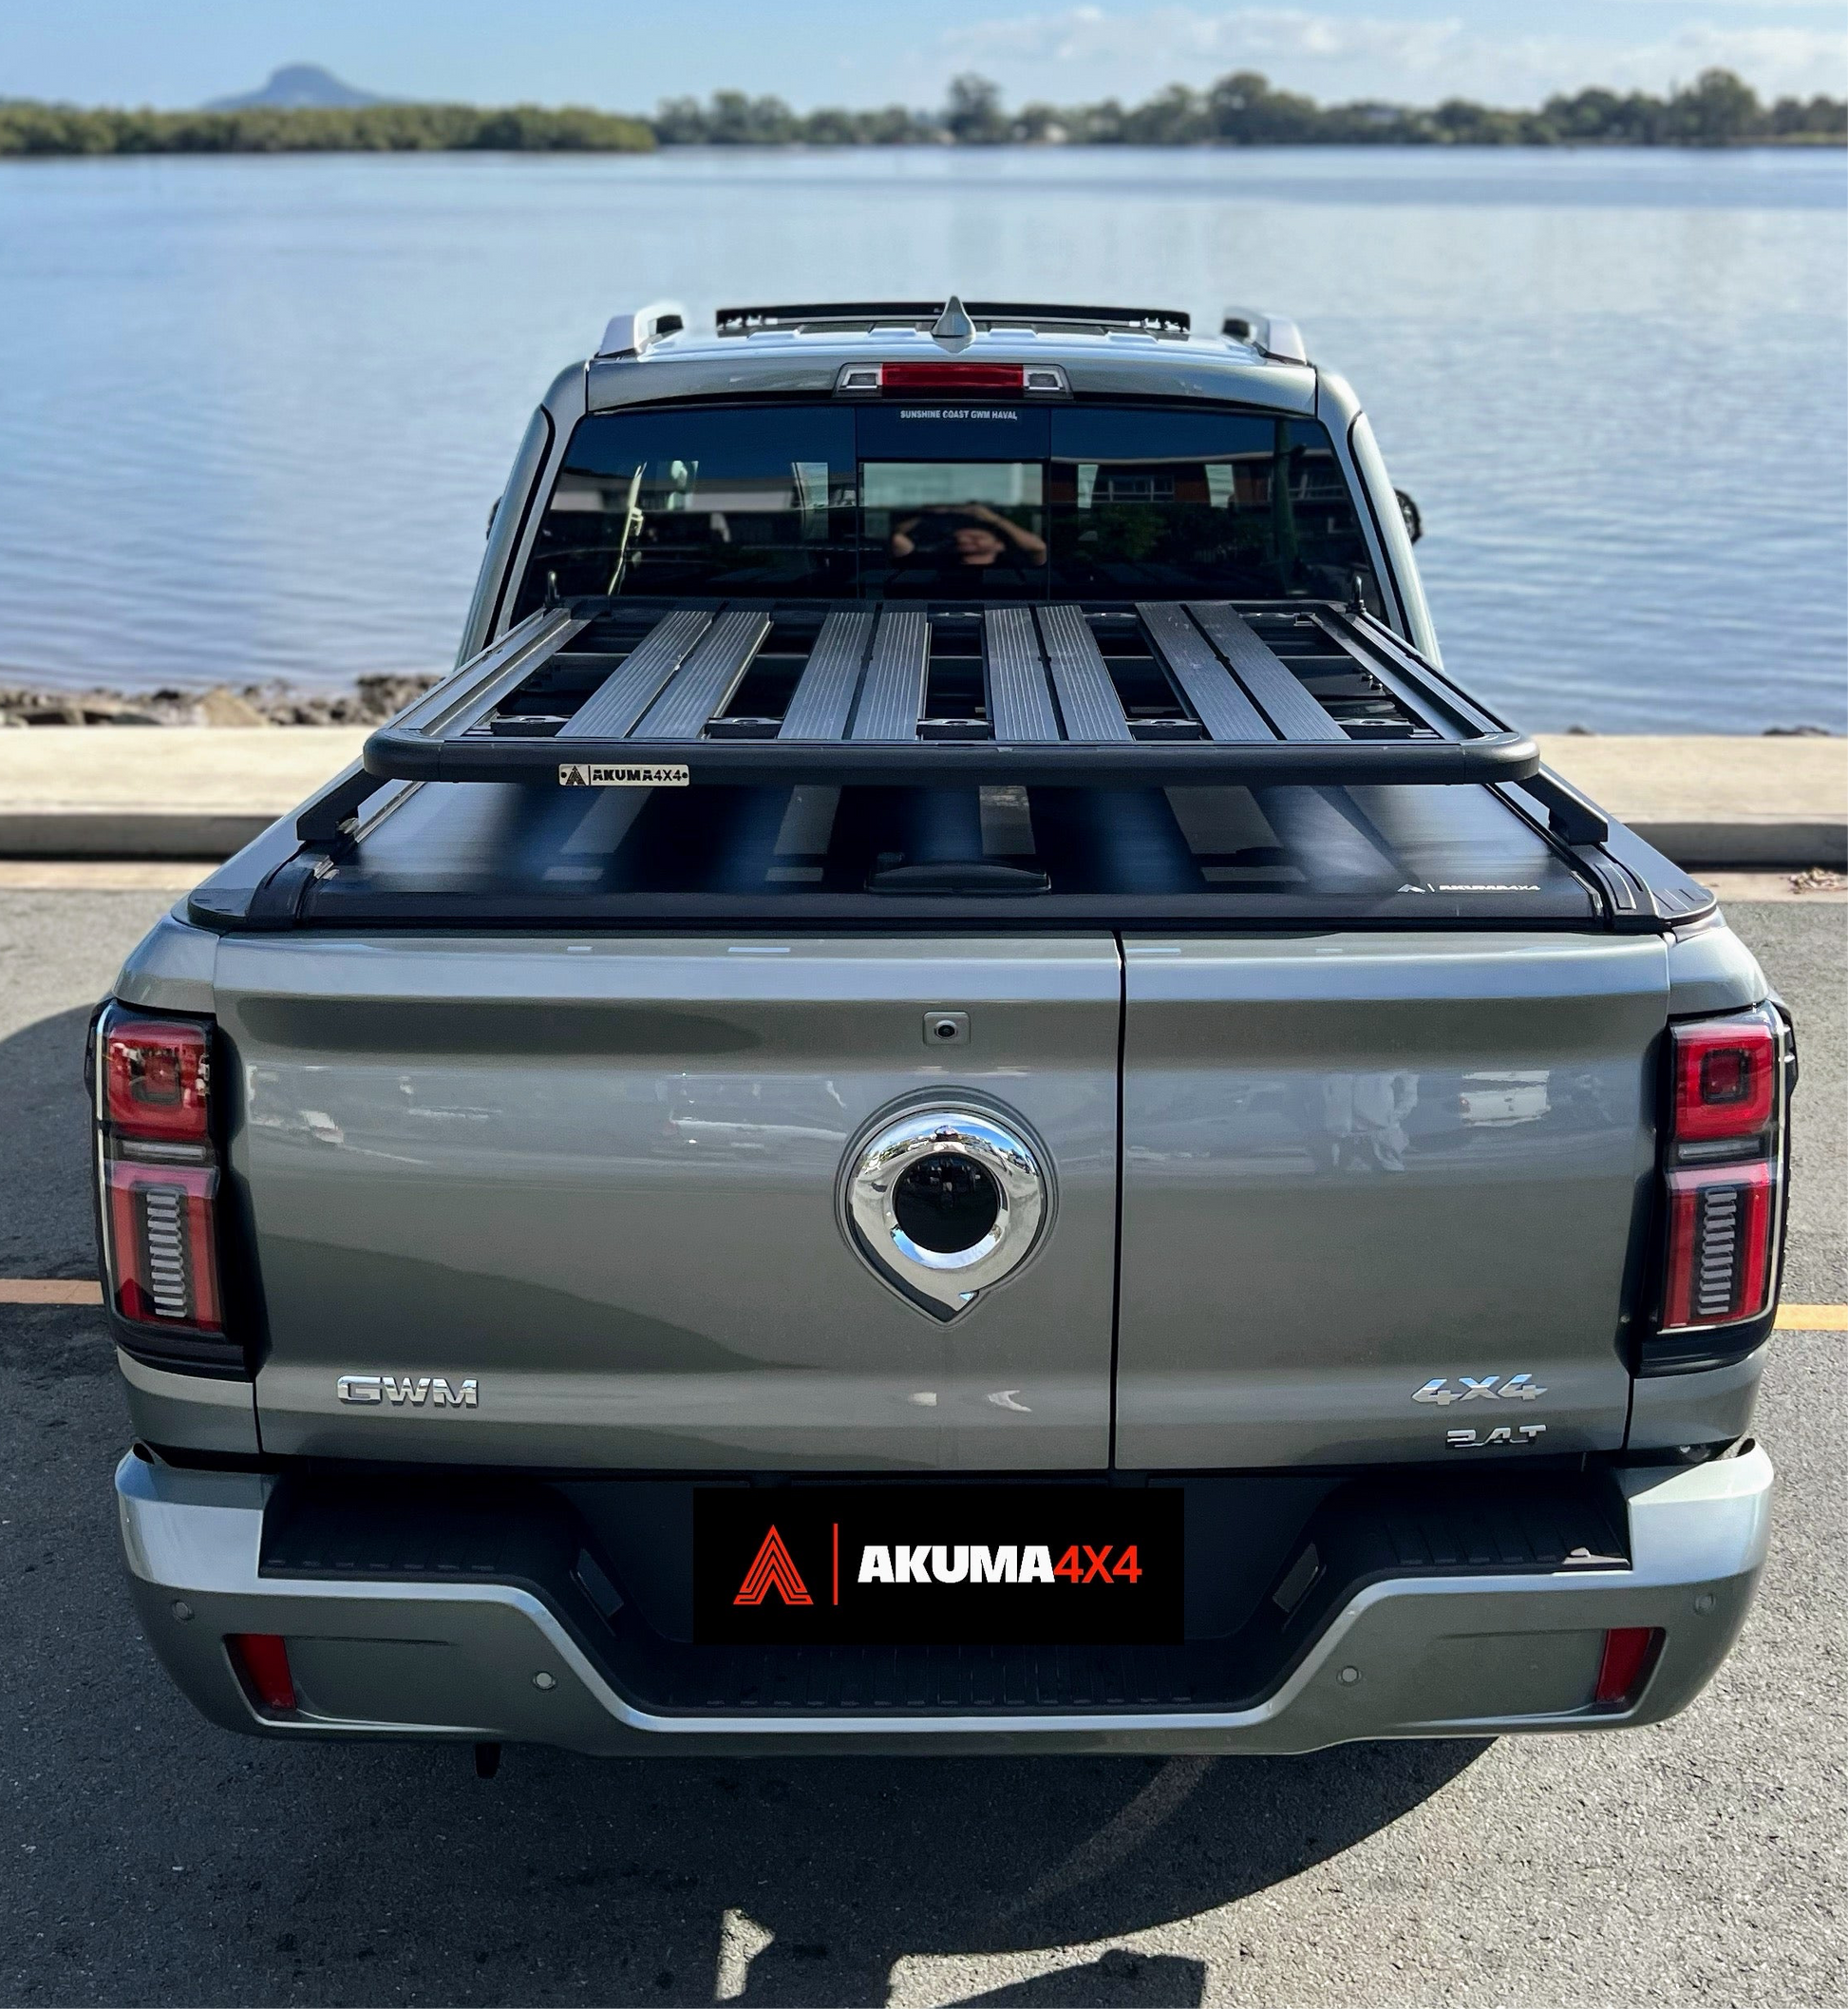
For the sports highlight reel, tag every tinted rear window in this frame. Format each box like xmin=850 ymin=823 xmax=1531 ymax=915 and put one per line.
xmin=513 ymin=403 xmax=1381 ymax=619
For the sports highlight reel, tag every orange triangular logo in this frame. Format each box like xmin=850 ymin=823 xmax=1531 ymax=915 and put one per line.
xmin=732 ymin=1525 xmax=813 ymax=1606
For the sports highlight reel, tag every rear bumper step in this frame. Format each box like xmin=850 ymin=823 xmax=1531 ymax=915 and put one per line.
xmin=117 ymin=1449 xmax=1772 ymax=1754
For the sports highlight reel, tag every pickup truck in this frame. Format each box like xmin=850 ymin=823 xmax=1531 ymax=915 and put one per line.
xmin=101 ymin=296 xmax=1792 ymax=1761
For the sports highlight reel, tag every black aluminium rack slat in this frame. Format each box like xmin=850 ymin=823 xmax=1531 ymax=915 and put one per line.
xmin=985 ymin=608 xmax=1061 ymax=742
xmin=779 ymin=608 xmax=875 ymax=740
xmin=1136 ymin=602 xmax=1274 ymax=742
xmin=850 ymin=609 xmax=931 ymax=741
xmin=632 ymin=609 xmax=771 ymax=739
xmin=557 ymin=607 xmax=710 ymax=739
xmin=1038 ymin=604 xmax=1134 ymax=743
xmin=356 ymin=597 xmax=1541 ymax=793
xmin=1189 ymin=602 xmax=1350 ymax=742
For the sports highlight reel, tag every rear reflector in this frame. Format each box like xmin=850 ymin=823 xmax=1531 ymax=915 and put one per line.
xmin=1593 ymin=1626 xmax=1663 ymax=1706
xmin=877 ymin=361 xmax=1025 ymax=391
xmin=230 ymin=1633 xmax=295 ymax=1712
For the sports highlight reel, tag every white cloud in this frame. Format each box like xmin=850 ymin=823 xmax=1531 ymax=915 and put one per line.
xmin=936 ymin=7 xmax=1848 ymax=105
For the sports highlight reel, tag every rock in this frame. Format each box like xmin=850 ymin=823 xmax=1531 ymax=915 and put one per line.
xmin=194 ymin=686 xmax=271 ymax=727
xmin=0 ymin=671 xmax=440 ymax=727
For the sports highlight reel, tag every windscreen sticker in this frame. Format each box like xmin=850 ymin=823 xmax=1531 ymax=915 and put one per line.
xmin=557 ymin=763 xmax=690 ymax=787
xmin=897 ymin=407 xmax=1021 ymax=422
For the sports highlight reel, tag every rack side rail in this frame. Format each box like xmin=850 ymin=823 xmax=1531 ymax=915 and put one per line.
xmin=333 ymin=598 xmax=1538 ymax=823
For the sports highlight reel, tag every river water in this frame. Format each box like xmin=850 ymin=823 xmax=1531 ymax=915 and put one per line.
xmin=0 ymin=146 xmax=1841 ymax=731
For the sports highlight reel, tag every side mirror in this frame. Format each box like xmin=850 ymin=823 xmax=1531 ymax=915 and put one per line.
xmin=1395 ymin=488 xmax=1423 ymax=543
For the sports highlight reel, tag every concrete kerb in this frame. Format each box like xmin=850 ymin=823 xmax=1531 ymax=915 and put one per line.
xmin=0 ymin=727 xmax=1842 ymax=869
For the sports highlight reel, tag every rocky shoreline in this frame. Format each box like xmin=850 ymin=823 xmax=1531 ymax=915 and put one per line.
xmin=1 ymin=675 xmax=1835 ymax=736
xmin=0 ymin=674 xmax=440 ymax=730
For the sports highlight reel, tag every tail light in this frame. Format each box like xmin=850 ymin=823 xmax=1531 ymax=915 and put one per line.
xmin=90 ymin=1001 xmax=240 ymax=1374
xmin=1647 ymin=1004 xmax=1790 ymax=1372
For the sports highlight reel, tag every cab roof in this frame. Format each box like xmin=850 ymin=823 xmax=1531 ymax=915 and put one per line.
xmin=579 ymin=294 xmax=1320 ymax=416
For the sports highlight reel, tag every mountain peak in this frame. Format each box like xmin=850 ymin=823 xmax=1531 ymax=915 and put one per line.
xmin=204 ymin=65 xmax=382 ymax=112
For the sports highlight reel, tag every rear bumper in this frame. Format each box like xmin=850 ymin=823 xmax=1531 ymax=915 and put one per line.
xmin=117 ymin=1447 xmax=1773 ymax=1756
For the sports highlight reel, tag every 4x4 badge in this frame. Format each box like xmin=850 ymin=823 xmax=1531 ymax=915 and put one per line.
xmin=1412 ymin=1373 xmax=1546 ymax=1408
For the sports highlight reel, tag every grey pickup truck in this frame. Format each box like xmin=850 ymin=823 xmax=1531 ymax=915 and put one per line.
xmin=101 ymin=297 xmax=1793 ymax=1762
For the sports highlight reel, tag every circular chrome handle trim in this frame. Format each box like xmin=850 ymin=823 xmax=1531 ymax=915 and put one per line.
xmin=844 ymin=1109 xmax=1048 ymax=1317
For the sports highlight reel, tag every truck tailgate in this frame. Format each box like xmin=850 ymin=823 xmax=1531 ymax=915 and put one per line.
xmin=1116 ymin=933 xmax=1666 ymax=1467
xmin=216 ymin=934 xmax=1121 ymax=1469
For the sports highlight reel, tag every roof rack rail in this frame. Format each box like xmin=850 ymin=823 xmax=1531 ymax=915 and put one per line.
xmin=311 ymin=598 xmax=1546 ymax=841
xmin=716 ymin=299 xmax=1191 ymax=337
xmin=1221 ymin=308 xmax=1309 ymax=365
xmin=594 ymin=300 xmax=688 ymax=359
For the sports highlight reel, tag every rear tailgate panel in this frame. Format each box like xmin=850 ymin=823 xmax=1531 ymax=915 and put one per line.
xmin=216 ymin=934 xmax=1121 ymax=1469
xmin=1116 ymin=933 xmax=1667 ymax=1468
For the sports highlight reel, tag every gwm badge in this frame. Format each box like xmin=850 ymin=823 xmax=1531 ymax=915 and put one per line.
xmin=841 ymin=1106 xmax=1050 ymax=1321
xmin=336 ymin=1374 xmax=478 ymax=1408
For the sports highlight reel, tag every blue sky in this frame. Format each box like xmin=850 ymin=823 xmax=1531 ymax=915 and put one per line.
xmin=2 ymin=2 xmax=1843 ymax=111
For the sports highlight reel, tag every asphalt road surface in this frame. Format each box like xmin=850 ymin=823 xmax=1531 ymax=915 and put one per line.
xmin=1 ymin=890 xmax=1841 ymax=2009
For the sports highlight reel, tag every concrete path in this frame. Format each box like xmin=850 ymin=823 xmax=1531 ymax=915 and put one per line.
xmin=2 ymin=727 xmax=1844 ymax=866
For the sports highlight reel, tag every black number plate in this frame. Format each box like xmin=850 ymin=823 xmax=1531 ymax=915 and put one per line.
xmin=693 ymin=1487 xmax=1182 ymax=1645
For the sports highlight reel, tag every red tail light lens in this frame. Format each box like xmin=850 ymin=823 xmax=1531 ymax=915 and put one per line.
xmin=1661 ymin=1164 xmax=1772 ymax=1329
xmin=1652 ymin=1005 xmax=1786 ymax=1348
xmin=1672 ymin=1018 xmax=1775 ymax=1143
xmin=92 ymin=1001 xmax=235 ymax=1360
xmin=104 ymin=1160 xmax=222 ymax=1331
xmin=104 ymin=1013 xmax=210 ymax=1142
xmin=878 ymin=362 xmax=1025 ymax=391
xmin=1593 ymin=1626 xmax=1663 ymax=1707
xmin=230 ymin=1633 xmax=296 ymax=1713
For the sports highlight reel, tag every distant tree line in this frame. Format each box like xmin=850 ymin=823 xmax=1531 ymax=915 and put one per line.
xmin=0 ymin=100 xmax=655 ymax=155
xmin=1 ymin=67 xmax=1841 ymax=158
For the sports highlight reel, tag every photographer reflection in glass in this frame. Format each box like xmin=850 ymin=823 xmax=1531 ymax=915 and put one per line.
xmin=887 ymin=501 xmax=1047 ymax=586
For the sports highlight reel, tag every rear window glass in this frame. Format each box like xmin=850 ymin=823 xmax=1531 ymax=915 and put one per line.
xmin=513 ymin=403 xmax=1379 ymax=618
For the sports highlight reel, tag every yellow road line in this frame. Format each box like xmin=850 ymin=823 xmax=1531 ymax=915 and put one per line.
xmin=0 ymin=862 xmax=209 ymax=892
xmin=1778 ymin=1304 xmax=1848 ymax=1330
xmin=0 ymin=1279 xmax=104 ymax=1305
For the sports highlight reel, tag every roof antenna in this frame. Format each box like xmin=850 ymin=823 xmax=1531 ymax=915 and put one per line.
xmin=932 ymin=294 xmax=975 ymax=347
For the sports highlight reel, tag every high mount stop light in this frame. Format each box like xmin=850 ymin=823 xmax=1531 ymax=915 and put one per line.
xmin=90 ymin=1002 xmax=238 ymax=1373
xmin=833 ymin=361 xmax=1070 ymax=394
xmin=1649 ymin=1003 xmax=1789 ymax=1367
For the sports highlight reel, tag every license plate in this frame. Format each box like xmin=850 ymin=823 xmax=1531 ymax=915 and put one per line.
xmin=693 ymin=1487 xmax=1182 ymax=1645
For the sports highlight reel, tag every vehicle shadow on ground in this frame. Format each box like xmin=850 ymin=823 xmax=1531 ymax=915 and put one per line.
xmin=202 ymin=1734 xmax=1486 ymax=2007
xmin=0 ymin=1004 xmax=99 ymax=1278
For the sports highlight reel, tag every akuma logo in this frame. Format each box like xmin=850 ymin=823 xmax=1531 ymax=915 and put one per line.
xmin=732 ymin=1526 xmax=813 ymax=1607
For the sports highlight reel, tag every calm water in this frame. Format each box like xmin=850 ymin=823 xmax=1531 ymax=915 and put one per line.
xmin=0 ymin=147 xmax=1842 ymax=731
